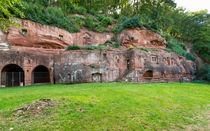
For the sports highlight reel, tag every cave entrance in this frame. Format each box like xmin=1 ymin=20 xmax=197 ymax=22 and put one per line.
xmin=1 ymin=64 xmax=24 ymax=87
xmin=32 ymin=65 xmax=50 ymax=84
xmin=143 ymin=70 xmax=153 ymax=80
xmin=92 ymin=73 xmax=102 ymax=83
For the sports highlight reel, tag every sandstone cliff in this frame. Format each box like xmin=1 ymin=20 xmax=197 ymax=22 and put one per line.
xmin=0 ymin=19 xmax=166 ymax=54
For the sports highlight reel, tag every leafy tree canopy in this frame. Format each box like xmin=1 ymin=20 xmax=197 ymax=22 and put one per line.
xmin=0 ymin=0 xmax=24 ymax=32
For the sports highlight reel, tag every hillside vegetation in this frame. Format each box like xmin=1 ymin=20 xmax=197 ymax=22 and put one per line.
xmin=1 ymin=0 xmax=210 ymax=80
xmin=0 ymin=83 xmax=209 ymax=130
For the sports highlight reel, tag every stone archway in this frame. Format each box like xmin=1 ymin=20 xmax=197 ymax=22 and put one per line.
xmin=143 ymin=70 xmax=153 ymax=80
xmin=1 ymin=64 xmax=24 ymax=87
xmin=32 ymin=65 xmax=50 ymax=84
xmin=92 ymin=73 xmax=102 ymax=83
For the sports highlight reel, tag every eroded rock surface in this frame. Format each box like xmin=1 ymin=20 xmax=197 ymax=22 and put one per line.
xmin=118 ymin=28 xmax=166 ymax=49
xmin=1 ymin=19 xmax=167 ymax=53
xmin=7 ymin=20 xmax=72 ymax=49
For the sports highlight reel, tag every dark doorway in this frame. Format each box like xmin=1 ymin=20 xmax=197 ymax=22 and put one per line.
xmin=1 ymin=64 xmax=24 ymax=87
xmin=143 ymin=70 xmax=153 ymax=80
xmin=92 ymin=73 xmax=102 ymax=83
xmin=32 ymin=65 xmax=50 ymax=84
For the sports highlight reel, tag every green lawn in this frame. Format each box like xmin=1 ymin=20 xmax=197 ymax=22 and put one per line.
xmin=0 ymin=83 xmax=209 ymax=130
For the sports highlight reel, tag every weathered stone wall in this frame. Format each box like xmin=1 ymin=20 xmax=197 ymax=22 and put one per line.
xmin=53 ymin=49 xmax=195 ymax=84
xmin=54 ymin=49 xmax=131 ymax=83
xmin=0 ymin=51 xmax=54 ymax=86
xmin=0 ymin=49 xmax=196 ymax=87
xmin=123 ymin=50 xmax=196 ymax=83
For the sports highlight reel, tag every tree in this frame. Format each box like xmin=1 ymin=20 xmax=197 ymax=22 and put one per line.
xmin=0 ymin=0 xmax=24 ymax=32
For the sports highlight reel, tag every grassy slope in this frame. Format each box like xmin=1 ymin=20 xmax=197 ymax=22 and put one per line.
xmin=0 ymin=83 xmax=209 ymax=130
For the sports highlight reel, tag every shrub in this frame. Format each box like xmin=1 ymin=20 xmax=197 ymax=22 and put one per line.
xmin=161 ymin=32 xmax=172 ymax=42
xmin=111 ymin=36 xmax=118 ymax=42
xmin=66 ymin=45 xmax=81 ymax=50
xmin=186 ymin=53 xmax=196 ymax=61
xmin=105 ymin=40 xmax=112 ymax=44
xmin=21 ymin=2 xmax=80 ymax=33
xmin=193 ymin=41 xmax=210 ymax=61
xmin=101 ymin=16 xmax=113 ymax=27
xmin=137 ymin=47 xmax=157 ymax=52
xmin=57 ymin=0 xmax=74 ymax=14
xmin=198 ymin=64 xmax=210 ymax=81
xmin=166 ymin=40 xmax=187 ymax=56
xmin=83 ymin=46 xmax=95 ymax=50
xmin=95 ymin=24 xmax=105 ymax=32
xmin=137 ymin=47 xmax=149 ymax=51
xmin=84 ymin=16 xmax=96 ymax=30
xmin=128 ymin=45 xmax=134 ymax=50
xmin=95 ymin=45 xmax=110 ymax=50
xmin=74 ymin=6 xmax=87 ymax=15
xmin=113 ymin=42 xmax=120 ymax=48
xmin=118 ymin=17 xmax=142 ymax=33
xmin=164 ymin=48 xmax=172 ymax=52
xmin=83 ymin=45 xmax=110 ymax=50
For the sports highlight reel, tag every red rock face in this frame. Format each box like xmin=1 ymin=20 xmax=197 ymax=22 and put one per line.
xmin=72 ymin=28 xmax=114 ymax=46
xmin=2 ymin=19 xmax=167 ymax=54
xmin=118 ymin=28 xmax=166 ymax=49
xmin=7 ymin=20 xmax=73 ymax=49
xmin=0 ymin=31 xmax=7 ymax=42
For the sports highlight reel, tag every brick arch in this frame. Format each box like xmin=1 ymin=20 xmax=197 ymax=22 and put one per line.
xmin=143 ymin=70 xmax=153 ymax=80
xmin=1 ymin=64 xmax=25 ymax=87
xmin=32 ymin=65 xmax=50 ymax=84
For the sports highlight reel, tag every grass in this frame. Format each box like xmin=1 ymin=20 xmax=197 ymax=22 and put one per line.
xmin=136 ymin=47 xmax=158 ymax=52
xmin=0 ymin=83 xmax=209 ymax=130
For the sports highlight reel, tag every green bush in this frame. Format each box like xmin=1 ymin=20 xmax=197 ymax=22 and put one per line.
xmin=118 ymin=17 xmax=142 ymax=33
xmin=113 ymin=42 xmax=120 ymax=48
xmin=57 ymin=0 xmax=74 ymax=14
xmin=105 ymin=40 xmax=112 ymax=44
xmin=186 ymin=53 xmax=196 ymax=61
xmin=137 ymin=47 xmax=157 ymax=52
xmin=166 ymin=40 xmax=187 ymax=56
xmin=66 ymin=45 xmax=81 ymax=50
xmin=84 ymin=45 xmax=110 ymax=50
xmin=198 ymin=64 xmax=210 ymax=81
xmin=164 ymin=48 xmax=172 ymax=52
xmin=83 ymin=46 xmax=95 ymax=50
xmin=111 ymin=36 xmax=118 ymax=42
xmin=95 ymin=24 xmax=105 ymax=32
xmin=84 ymin=16 xmax=96 ymax=30
xmin=137 ymin=47 xmax=149 ymax=51
xmin=112 ymin=11 xmax=120 ymax=19
xmin=101 ymin=16 xmax=113 ymax=27
xmin=193 ymin=41 xmax=210 ymax=61
xmin=74 ymin=6 xmax=87 ymax=15
xmin=21 ymin=2 xmax=80 ymax=33
xmin=161 ymin=32 xmax=172 ymax=42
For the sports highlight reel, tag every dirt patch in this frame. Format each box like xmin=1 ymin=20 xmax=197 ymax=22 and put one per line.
xmin=185 ymin=110 xmax=210 ymax=131
xmin=13 ymin=99 xmax=54 ymax=117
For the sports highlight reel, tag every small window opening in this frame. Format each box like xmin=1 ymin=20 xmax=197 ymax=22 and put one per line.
xmin=59 ymin=35 xmax=63 ymax=40
xmin=152 ymin=57 xmax=157 ymax=62
xmin=22 ymin=29 xmax=27 ymax=35
xmin=127 ymin=60 xmax=130 ymax=69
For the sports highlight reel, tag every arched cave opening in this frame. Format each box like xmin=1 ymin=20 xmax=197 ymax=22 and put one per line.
xmin=32 ymin=65 xmax=50 ymax=84
xmin=92 ymin=73 xmax=102 ymax=83
xmin=143 ymin=70 xmax=153 ymax=80
xmin=1 ymin=64 xmax=24 ymax=87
